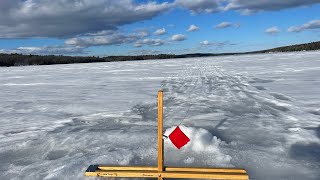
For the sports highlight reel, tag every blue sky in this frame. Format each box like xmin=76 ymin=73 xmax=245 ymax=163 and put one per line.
xmin=0 ymin=0 xmax=319 ymax=56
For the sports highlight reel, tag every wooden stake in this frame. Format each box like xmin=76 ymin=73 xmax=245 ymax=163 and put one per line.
xmin=158 ymin=90 xmax=164 ymax=179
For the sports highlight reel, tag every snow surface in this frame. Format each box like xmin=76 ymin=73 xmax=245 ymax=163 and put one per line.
xmin=0 ymin=51 xmax=320 ymax=180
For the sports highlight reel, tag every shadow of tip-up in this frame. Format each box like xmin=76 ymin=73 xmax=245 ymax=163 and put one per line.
xmin=290 ymin=142 xmax=320 ymax=162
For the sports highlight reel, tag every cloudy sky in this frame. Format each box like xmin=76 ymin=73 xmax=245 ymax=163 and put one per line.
xmin=0 ymin=0 xmax=319 ymax=56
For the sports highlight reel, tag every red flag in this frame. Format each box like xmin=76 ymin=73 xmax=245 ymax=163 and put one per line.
xmin=169 ymin=126 xmax=190 ymax=149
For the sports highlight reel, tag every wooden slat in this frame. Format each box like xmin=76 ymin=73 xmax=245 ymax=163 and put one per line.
xmin=86 ymin=170 xmax=248 ymax=180
xmin=161 ymin=171 xmax=248 ymax=179
xmin=165 ymin=167 xmax=247 ymax=173
xmin=86 ymin=170 xmax=159 ymax=178
xmin=98 ymin=166 xmax=158 ymax=171
xmin=97 ymin=166 xmax=247 ymax=173
xmin=158 ymin=90 xmax=164 ymax=172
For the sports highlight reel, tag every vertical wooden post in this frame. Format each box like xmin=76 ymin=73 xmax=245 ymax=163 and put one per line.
xmin=158 ymin=90 xmax=164 ymax=180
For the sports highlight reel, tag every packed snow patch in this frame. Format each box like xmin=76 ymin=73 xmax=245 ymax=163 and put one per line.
xmin=164 ymin=126 xmax=232 ymax=166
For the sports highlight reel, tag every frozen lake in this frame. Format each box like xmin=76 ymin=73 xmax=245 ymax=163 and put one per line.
xmin=0 ymin=51 xmax=320 ymax=180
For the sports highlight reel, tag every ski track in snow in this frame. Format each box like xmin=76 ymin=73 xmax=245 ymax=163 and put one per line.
xmin=0 ymin=51 xmax=320 ymax=180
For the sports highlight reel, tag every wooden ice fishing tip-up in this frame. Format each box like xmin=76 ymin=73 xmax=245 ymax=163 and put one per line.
xmin=85 ymin=90 xmax=249 ymax=179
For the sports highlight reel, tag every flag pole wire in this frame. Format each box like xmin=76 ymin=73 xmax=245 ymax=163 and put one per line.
xmin=159 ymin=64 xmax=202 ymax=136
xmin=177 ymin=67 xmax=201 ymax=126
xmin=178 ymin=73 xmax=198 ymax=125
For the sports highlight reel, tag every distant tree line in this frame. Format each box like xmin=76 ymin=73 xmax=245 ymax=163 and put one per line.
xmin=1 ymin=41 xmax=320 ymax=67
xmin=0 ymin=53 xmax=180 ymax=67
xmin=257 ymin=41 xmax=320 ymax=53
xmin=0 ymin=54 xmax=105 ymax=67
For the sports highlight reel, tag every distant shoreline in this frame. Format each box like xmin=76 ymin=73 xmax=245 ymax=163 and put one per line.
xmin=1 ymin=41 xmax=319 ymax=67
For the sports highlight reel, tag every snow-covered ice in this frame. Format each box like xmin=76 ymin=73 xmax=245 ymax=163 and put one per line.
xmin=0 ymin=51 xmax=320 ymax=180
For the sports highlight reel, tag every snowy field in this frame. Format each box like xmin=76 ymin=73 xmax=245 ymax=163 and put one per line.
xmin=0 ymin=51 xmax=320 ymax=180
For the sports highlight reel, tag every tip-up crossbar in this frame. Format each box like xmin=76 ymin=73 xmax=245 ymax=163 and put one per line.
xmin=85 ymin=165 xmax=248 ymax=179
xmin=85 ymin=90 xmax=249 ymax=179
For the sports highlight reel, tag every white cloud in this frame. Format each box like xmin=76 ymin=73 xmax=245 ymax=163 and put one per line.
xmin=265 ymin=26 xmax=280 ymax=35
xmin=129 ymin=49 xmax=162 ymax=55
xmin=173 ymin=0 xmax=320 ymax=15
xmin=65 ymin=30 xmax=150 ymax=47
xmin=85 ymin=30 xmax=118 ymax=36
xmin=137 ymin=30 xmax=150 ymax=38
xmin=200 ymin=40 xmax=210 ymax=45
xmin=154 ymin=28 xmax=166 ymax=35
xmin=0 ymin=46 xmax=85 ymax=55
xmin=215 ymin=22 xmax=233 ymax=29
xmin=234 ymin=23 xmax=241 ymax=28
xmin=288 ymin=20 xmax=320 ymax=32
xmin=200 ymin=41 xmax=237 ymax=50
xmin=1 ymin=0 xmax=319 ymax=39
xmin=225 ymin=0 xmax=320 ymax=15
xmin=134 ymin=39 xmax=165 ymax=47
xmin=171 ymin=34 xmax=187 ymax=41
xmin=187 ymin=25 xmax=200 ymax=32
xmin=175 ymin=0 xmax=222 ymax=14
xmin=198 ymin=41 xmax=237 ymax=49
xmin=66 ymin=35 xmax=135 ymax=47
xmin=0 ymin=0 xmax=173 ymax=38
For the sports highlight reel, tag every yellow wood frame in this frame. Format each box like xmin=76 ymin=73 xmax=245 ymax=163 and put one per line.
xmin=85 ymin=90 xmax=249 ymax=179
